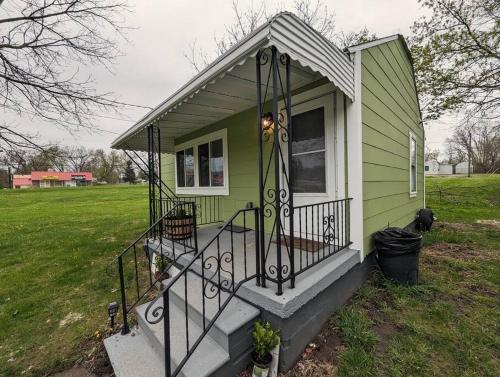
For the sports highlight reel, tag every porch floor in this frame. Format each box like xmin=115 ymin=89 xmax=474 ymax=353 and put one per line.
xmin=154 ymin=224 xmax=361 ymax=317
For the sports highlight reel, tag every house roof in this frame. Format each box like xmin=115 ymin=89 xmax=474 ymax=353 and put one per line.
xmin=111 ymin=12 xmax=355 ymax=152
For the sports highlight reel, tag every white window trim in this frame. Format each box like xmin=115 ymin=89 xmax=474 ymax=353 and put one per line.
xmin=278 ymin=84 xmax=340 ymax=202
xmin=409 ymin=131 xmax=417 ymax=198
xmin=174 ymin=128 xmax=229 ymax=196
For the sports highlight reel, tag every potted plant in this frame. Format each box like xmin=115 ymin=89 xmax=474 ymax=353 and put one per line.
xmin=164 ymin=207 xmax=194 ymax=240
xmin=154 ymin=254 xmax=171 ymax=280
xmin=252 ymin=321 xmax=280 ymax=377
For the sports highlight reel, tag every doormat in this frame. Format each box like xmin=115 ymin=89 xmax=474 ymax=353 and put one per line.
xmin=272 ymin=235 xmax=324 ymax=252
xmin=218 ymin=224 xmax=252 ymax=233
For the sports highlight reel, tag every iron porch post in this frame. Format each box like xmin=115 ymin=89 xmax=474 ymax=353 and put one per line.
xmin=285 ymin=54 xmax=295 ymax=288
xmin=271 ymin=46 xmax=283 ymax=295
xmin=256 ymin=50 xmax=266 ymax=288
xmin=147 ymin=125 xmax=153 ymax=229
xmin=157 ymin=125 xmax=163 ymax=220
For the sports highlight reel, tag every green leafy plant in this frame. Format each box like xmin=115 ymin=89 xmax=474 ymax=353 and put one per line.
xmin=167 ymin=207 xmax=192 ymax=219
xmin=154 ymin=255 xmax=171 ymax=273
xmin=252 ymin=321 xmax=280 ymax=361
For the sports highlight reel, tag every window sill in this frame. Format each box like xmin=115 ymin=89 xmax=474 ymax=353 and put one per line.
xmin=176 ymin=187 xmax=229 ymax=196
xmin=409 ymin=192 xmax=417 ymax=198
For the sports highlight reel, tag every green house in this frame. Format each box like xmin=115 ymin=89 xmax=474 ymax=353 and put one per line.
xmin=106 ymin=13 xmax=424 ymax=377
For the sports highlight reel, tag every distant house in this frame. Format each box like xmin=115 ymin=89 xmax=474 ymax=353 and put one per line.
xmin=455 ymin=161 xmax=473 ymax=175
xmin=12 ymin=171 xmax=93 ymax=188
xmin=424 ymin=160 xmax=473 ymax=175
xmin=12 ymin=175 xmax=32 ymax=189
xmin=424 ymin=160 xmax=440 ymax=175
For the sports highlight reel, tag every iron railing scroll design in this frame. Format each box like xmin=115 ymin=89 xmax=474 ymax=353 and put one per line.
xmin=256 ymin=46 xmax=294 ymax=294
xmin=144 ymin=207 xmax=260 ymax=377
xmin=116 ymin=201 xmax=198 ymax=335
xmin=292 ymin=198 xmax=352 ymax=277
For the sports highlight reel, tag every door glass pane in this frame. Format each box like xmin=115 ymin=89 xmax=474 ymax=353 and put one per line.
xmin=210 ymin=139 xmax=224 ymax=187
xmin=176 ymin=150 xmax=185 ymax=187
xmin=291 ymin=152 xmax=326 ymax=193
xmin=292 ymin=107 xmax=325 ymax=154
xmin=198 ymin=143 xmax=210 ymax=187
xmin=185 ymin=148 xmax=194 ymax=187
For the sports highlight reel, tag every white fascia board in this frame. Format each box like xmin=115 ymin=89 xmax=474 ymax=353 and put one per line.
xmin=346 ymin=34 xmax=400 ymax=53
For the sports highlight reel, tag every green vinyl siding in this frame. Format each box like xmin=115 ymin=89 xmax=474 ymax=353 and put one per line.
xmin=161 ymin=106 xmax=261 ymax=228
xmin=361 ymin=38 xmax=424 ymax=254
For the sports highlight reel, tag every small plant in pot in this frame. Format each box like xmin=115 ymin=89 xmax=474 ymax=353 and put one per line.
xmin=165 ymin=207 xmax=194 ymax=240
xmin=154 ymin=254 xmax=171 ymax=281
xmin=252 ymin=321 xmax=280 ymax=377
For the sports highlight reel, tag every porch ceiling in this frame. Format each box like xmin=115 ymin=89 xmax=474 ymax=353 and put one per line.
xmin=112 ymin=12 xmax=354 ymax=153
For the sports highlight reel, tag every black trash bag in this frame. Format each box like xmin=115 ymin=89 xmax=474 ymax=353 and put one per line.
xmin=415 ymin=208 xmax=434 ymax=231
xmin=373 ymin=227 xmax=422 ymax=285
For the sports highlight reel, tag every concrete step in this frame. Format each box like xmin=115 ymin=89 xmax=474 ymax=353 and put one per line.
xmin=104 ymin=327 xmax=164 ymax=377
xmin=135 ymin=297 xmax=230 ymax=377
xmin=168 ymin=271 xmax=260 ymax=356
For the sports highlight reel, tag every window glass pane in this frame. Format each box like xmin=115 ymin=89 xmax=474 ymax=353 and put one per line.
xmin=210 ymin=139 xmax=224 ymax=187
xmin=198 ymin=143 xmax=210 ymax=187
xmin=291 ymin=152 xmax=326 ymax=193
xmin=185 ymin=148 xmax=194 ymax=187
xmin=410 ymin=138 xmax=417 ymax=192
xmin=176 ymin=151 xmax=185 ymax=187
xmin=292 ymin=107 xmax=325 ymax=154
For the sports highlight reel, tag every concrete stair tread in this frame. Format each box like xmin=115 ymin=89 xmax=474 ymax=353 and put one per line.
xmin=104 ymin=328 xmax=164 ymax=377
xmin=168 ymin=271 xmax=260 ymax=336
xmin=135 ymin=297 xmax=230 ymax=377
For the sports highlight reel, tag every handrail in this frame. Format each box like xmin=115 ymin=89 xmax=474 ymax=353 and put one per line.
xmin=117 ymin=207 xmax=176 ymax=259
xmin=116 ymin=201 xmax=198 ymax=335
xmin=144 ymin=207 xmax=260 ymax=377
xmin=144 ymin=207 xmax=252 ymax=323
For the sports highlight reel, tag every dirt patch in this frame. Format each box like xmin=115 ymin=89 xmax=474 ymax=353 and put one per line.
xmin=59 ymin=312 xmax=84 ymax=327
xmin=435 ymin=221 xmax=499 ymax=232
xmin=424 ymin=242 xmax=490 ymax=261
xmin=476 ymin=219 xmax=500 ymax=228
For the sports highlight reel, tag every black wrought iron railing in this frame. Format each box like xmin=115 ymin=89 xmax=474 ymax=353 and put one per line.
xmin=291 ymin=198 xmax=352 ymax=276
xmin=144 ymin=207 xmax=260 ymax=377
xmin=260 ymin=198 xmax=352 ymax=290
xmin=116 ymin=201 xmax=198 ymax=334
xmin=159 ymin=195 xmax=223 ymax=226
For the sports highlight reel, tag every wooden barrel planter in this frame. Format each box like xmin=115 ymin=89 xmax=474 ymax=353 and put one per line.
xmin=164 ymin=215 xmax=194 ymax=240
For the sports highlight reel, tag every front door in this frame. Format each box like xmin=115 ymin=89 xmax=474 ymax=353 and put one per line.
xmin=283 ymin=93 xmax=336 ymax=243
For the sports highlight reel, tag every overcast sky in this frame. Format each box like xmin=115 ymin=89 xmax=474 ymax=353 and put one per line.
xmin=3 ymin=0 xmax=452 ymax=154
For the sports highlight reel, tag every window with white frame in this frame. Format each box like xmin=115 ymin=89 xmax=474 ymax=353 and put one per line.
xmin=409 ymin=133 xmax=417 ymax=196
xmin=175 ymin=129 xmax=228 ymax=194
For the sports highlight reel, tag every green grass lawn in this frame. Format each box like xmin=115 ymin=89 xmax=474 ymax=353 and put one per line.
xmin=283 ymin=175 xmax=500 ymax=377
xmin=0 ymin=185 xmax=148 ymax=377
xmin=1 ymin=177 xmax=499 ymax=377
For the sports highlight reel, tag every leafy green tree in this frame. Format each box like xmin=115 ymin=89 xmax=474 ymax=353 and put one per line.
xmin=123 ymin=160 xmax=136 ymax=183
xmin=411 ymin=0 xmax=500 ymax=121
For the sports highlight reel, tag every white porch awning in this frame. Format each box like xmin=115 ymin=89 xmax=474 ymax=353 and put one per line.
xmin=111 ymin=12 xmax=354 ymax=153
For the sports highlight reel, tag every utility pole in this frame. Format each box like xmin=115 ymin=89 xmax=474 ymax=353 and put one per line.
xmin=468 ymin=129 xmax=472 ymax=178
xmin=8 ymin=167 xmax=12 ymax=188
